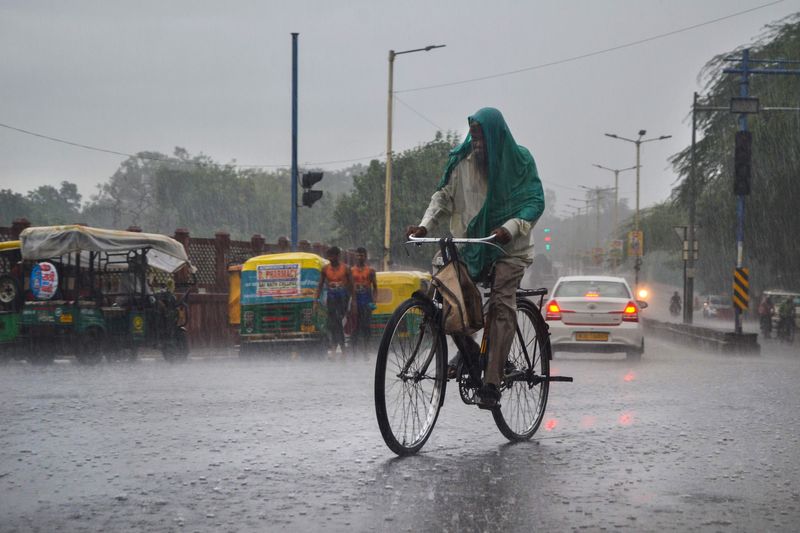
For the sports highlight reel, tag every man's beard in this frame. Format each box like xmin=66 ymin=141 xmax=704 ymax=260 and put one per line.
xmin=474 ymin=149 xmax=487 ymax=169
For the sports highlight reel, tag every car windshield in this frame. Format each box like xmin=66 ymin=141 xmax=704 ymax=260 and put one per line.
xmin=554 ymin=280 xmax=630 ymax=298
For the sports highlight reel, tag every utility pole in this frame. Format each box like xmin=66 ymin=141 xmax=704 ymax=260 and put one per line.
xmin=570 ymin=196 xmax=592 ymax=270
xmin=579 ymin=185 xmax=615 ymax=249
xmin=722 ymin=49 xmax=800 ymax=334
xmin=565 ymin=204 xmax=583 ymax=274
xmin=290 ymin=33 xmax=299 ymax=250
xmin=605 ymin=131 xmax=671 ymax=292
xmin=383 ymin=44 xmax=445 ymax=271
xmin=592 ymin=164 xmax=637 ymax=238
xmin=686 ymin=92 xmax=699 ymax=324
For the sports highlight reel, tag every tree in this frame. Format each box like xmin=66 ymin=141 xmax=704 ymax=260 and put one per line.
xmin=0 ymin=189 xmax=33 ymax=222
xmin=646 ymin=14 xmax=800 ymax=293
xmin=89 ymin=151 xmax=170 ymax=228
xmin=333 ymin=131 xmax=459 ymax=268
xmin=26 ymin=181 xmax=83 ymax=225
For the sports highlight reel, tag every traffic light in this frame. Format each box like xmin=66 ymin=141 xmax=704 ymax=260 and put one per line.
xmin=301 ymin=171 xmax=324 ymax=207
xmin=543 ymin=227 xmax=552 ymax=252
xmin=734 ymin=131 xmax=751 ymax=196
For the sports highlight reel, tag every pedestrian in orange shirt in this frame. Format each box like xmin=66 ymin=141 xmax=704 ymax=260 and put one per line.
xmin=316 ymin=247 xmax=352 ymax=355
xmin=350 ymin=247 xmax=378 ymax=356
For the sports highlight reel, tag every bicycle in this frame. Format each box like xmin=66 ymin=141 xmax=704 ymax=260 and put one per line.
xmin=374 ymin=236 xmax=572 ymax=456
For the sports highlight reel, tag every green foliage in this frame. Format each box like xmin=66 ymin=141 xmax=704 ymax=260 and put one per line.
xmin=77 ymin=148 xmax=348 ymax=243
xmin=2 ymin=147 xmax=352 ymax=245
xmin=0 ymin=182 xmax=83 ymax=225
xmin=332 ymin=131 xmax=460 ymax=269
xmin=0 ymin=188 xmax=33 ymax=222
xmin=651 ymin=14 xmax=800 ymax=293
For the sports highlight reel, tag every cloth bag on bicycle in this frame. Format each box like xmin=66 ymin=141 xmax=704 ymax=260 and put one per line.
xmin=431 ymin=259 xmax=484 ymax=335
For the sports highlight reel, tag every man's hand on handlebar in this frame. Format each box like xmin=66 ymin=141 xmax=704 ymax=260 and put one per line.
xmin=491 ymin=227 xmax=511 ymax=245
xmin=405 ymin=225 xmax=428 ymax=239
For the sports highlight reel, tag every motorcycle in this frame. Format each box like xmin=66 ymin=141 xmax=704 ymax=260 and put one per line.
xmin=669 ymin=298 xmax=681 ymax=317
xmin=776 ymin=315 xmax=795 ymax=344
xmin=759 ymin=314 xmax=772 ymax=340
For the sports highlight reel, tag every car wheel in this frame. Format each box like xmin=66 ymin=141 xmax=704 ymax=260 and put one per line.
xmin=626 ymin=340 xmax=644 ymax=361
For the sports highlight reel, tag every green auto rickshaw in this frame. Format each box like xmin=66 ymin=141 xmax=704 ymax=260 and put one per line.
xmin=235 ymin=252 xmax=328 ymax=353
xmin=18 ymin=225 xmax=194 ymax=364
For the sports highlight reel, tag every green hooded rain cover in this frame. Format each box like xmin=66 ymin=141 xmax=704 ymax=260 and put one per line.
xmin=437 ymin=107 xmax=544 ymax=279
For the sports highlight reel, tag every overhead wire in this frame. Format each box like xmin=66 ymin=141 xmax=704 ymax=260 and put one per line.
xmin=393 ymin=95 xmax=448 ymax=131
xmin=396 ymin=0 xmax=786 ymax=93
xmin=0 ymin=121 xmax=383 ymax=170
xmin=1 ymin=0 xmax=786 ymax=174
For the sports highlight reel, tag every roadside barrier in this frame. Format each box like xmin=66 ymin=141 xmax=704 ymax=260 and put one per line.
xmin=642 ymin=318 xmax=760 ymax=355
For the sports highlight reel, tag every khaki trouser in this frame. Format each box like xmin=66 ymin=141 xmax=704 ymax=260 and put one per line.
xmin=453 ymin=260 xmax=525 ymax=387
xmin=484 ymin=260 xmax=525 ymax=386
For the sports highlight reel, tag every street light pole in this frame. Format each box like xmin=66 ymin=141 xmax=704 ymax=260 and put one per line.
xmin=384 ymin=50 xmax=395 ymax=272
xmin=383 ymin=44 xmax=445 ymax=271
xmin=570 ymin=196 xmax=591 ymax=271
xmin=604 ymin=131 xmax=672 ymax=291
xmin=579 ymin=185 xmax=615 ymax=249
xmin=592 ymin=164 xmax=638 ymax=238
xmin=565 ymin=203 xmax=584 ymax=274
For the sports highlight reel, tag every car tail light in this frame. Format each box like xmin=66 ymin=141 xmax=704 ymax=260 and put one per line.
xmin=622 ymin=301 xmax=639 ymax=322
xmin=546 ymin=300 xmax=562 ymax=321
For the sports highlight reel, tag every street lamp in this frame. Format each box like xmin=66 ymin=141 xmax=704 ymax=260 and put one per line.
xmin=604 ymin=130 xmax=671 ymax=290
xmin=579 ymin=185 xmax=615 ymax=249
xmin=564 ymin=203 xmax=584 ymax=274
xmin=384 ymin=44 xmax=446 ymax=271
xmin=592 ymin=163 xmax=638 ymax=238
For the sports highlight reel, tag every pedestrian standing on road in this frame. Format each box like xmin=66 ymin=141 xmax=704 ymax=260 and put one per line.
xmin=316 ymin=247 xmax=352 ymax=357
xmin=406 ymin=107 xmax=544 ymax=408
xmin=350 ymin=247 xmax=378 ymax=356
xmin=758 ymin=295 xmax=774 ymax=338
xmin=777 ymin=297 xmax=796 ymax=341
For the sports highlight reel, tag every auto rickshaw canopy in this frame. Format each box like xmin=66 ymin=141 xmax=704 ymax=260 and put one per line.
xmin=0 ymin=240 xmax=21 ymax=253
xmin=19 ymin=225 xmax=191 ymax=273
xmin=374 ymin=270 xmax=431 ymax=316
xmin=240 ymin=252 xmax=327 ymax=305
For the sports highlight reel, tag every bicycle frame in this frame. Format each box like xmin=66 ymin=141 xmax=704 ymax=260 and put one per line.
xmin=408 ymin=236 xmax=562 ymax=380
xmin=407 ymin=236 xmax=530 ymax=383
xmin=375 ymin=235 xmax=571 ymax=455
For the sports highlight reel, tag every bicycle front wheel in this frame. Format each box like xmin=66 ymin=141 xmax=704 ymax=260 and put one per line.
xmin=375 ymin=297 xmax=446 ymax=456
xmin=493 ymin=299 xmax=551 ymax=441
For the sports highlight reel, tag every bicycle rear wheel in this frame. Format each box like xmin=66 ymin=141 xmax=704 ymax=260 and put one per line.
xmin=492 ymin=299 xmax=550 ymax=441
xmin=375 ymin=297 xmax=446 ymax=456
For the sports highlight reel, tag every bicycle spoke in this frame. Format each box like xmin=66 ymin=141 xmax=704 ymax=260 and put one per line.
xmin=492 ymin=302 xmax=550 ymax=441
xmin=376 ymin=300 xmax=444 ymax=455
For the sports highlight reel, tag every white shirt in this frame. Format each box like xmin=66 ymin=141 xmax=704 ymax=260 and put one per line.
xmin=419 ymin=153 xmax=534 ymax=265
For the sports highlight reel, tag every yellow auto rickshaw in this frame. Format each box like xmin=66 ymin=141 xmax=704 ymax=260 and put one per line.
xmin=372 ymin=271 xmax=432 ymax=335
xmin=0 ymin=240 xmax=22 ymax=357
xmin=236 ymin=252 xmax=328 ymax=352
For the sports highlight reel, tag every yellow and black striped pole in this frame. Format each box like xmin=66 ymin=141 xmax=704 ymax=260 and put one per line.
xmin=733 ymin=267 xmax=749 ymax=313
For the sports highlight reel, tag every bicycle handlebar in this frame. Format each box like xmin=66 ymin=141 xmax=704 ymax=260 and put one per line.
xmin=406 ymin=235 xmax=496 ymax=244
xmin=405 ymin=234 xmax=508 ymax=255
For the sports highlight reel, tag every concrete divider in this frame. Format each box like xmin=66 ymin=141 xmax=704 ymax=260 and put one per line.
xmin=642 ymin=318 xmax=760 ymax=355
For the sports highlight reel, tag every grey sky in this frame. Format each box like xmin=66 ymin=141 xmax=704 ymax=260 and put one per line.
xmin=0 ymin=0 xmax=796 ymax=214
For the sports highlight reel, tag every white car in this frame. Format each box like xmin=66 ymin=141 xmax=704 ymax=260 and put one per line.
xmin=545 ymin=275 xmax=646 ymax=360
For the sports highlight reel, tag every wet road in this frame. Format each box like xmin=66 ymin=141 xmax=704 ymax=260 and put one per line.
xmin=1 ymin=338 xmax=799 ymax=532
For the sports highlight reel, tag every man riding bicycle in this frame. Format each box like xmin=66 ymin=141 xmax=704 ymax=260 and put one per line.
xmin=406 ymin=107 xmax=545 ymax=409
